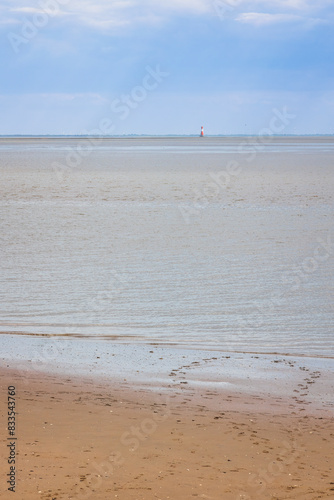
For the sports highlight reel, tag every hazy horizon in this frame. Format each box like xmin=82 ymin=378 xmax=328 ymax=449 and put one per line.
xmin=1 ymin=134 xmax=334 ymax=138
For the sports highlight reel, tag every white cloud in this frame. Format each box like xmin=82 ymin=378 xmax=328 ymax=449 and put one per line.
xmin=0 ymin=0 xmax=212 ymax=32
xmin=151 ymin=0 xmax=210 ymax=14
xmin=232 ymin=0 xmax=329 ymax=9
xmin=0 ymin=0 xmax=331 ymax=32
xmin=236 ymin=12 xmax=301 ymax=24
xmin=236 ymin=11 xmax=329 ymax=26
xmin=11 ymin=7 xmax=49 ymax=14
xmin=67 ymin=0 xmax=212 ymax=30
xmin=215 ymin=0 xmax=332 ymax=26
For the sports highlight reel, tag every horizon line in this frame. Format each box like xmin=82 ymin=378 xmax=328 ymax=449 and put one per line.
xmin=0 ymin=134 xmax=334 ymax=138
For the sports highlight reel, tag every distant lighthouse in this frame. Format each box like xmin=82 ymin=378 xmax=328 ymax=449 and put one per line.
xmin=200 ymin=126 xmax=204 ymax=137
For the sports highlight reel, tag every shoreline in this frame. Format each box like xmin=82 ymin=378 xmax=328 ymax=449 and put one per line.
xmin=1 ymin=331 xmax=334 ymax=359
xmin=1 ymin=364 xmax=334 ymax=500
xmin=2 ymin=339 xmax=334 ymax=417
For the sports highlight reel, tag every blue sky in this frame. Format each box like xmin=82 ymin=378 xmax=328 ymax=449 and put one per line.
xmin=1 ymin=0 xmax=334 ymax=135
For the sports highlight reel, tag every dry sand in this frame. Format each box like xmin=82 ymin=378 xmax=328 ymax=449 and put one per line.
xmin=1 ymin=363 xmax=333 ymax=500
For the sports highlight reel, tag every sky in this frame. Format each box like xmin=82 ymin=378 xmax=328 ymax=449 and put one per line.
xmin=0 ymin=0 xmax=334 ymax=135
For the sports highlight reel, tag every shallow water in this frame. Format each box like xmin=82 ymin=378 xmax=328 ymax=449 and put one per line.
xmin=0 ymin=137 xmax=333 ymax=356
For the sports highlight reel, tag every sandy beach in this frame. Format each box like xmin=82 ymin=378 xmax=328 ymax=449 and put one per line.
xmin=1 ymin=353 xmax=333 ymax=500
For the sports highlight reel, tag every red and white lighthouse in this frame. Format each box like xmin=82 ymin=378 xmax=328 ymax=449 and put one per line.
xmin=200 ymin=126 xmax=204 ymax=137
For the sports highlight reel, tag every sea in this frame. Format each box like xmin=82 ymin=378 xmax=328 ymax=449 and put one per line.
xmin=0 ymin=136 xmax=333 ymax=360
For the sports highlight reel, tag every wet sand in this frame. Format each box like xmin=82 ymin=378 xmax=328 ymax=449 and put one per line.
xmin=1 ymin=360 xmax=333 ymax=500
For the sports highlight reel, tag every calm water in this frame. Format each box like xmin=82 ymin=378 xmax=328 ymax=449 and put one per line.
xmin=0 ymin=137 xmax=333 ymax=356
